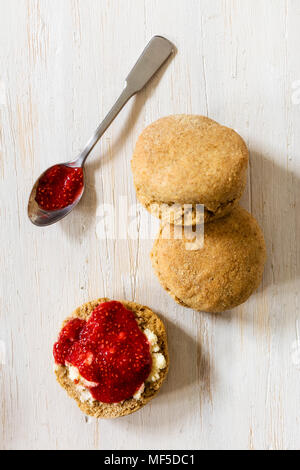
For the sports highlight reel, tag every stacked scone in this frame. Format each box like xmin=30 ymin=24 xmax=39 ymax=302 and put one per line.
xmin=132 ymin=115 xmax=266 ymax=313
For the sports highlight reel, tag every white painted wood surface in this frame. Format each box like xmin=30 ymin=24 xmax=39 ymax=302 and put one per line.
xmin=1 ymin=0 xmax=300 ymax=450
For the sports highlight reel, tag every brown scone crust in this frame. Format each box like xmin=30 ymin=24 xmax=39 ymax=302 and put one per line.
xmin=151 ymin=207 xmax=266 ymax=313
xmin=54 ymin=299 xmax=169 ymax=419
xmin=131 ymin=115 xmax=249 ymax=224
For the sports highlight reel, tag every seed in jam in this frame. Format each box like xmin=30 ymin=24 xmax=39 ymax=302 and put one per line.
xmin=53 ymin=301 xmax=152 ymax=404
xmin=35 ymin=164 xmax=84 ymax=211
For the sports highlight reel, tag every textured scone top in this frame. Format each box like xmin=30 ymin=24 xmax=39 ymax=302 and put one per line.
xmin=132 ymin=115 xmax=249 ymax=212
xmin=151 ymin=207 xmax=266 ymax=313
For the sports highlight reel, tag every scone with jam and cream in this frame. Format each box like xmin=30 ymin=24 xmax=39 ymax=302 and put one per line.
xmin=53 ymin=299 xmax=169 ymax=418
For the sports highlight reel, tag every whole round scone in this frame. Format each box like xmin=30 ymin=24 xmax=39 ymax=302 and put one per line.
xmin=131 ymin=115 xmax=249 ymax=224
xmin=54 ymin=299 xmax=169 ymax=418
xmin=151 ymin=207 xmax=266 ymax=312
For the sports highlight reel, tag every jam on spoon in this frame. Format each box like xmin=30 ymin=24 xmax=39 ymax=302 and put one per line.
xmin=53 ymin=301 xmax=152 ymax=404
xmin=35 ymin=164 xmax=84 ymax=211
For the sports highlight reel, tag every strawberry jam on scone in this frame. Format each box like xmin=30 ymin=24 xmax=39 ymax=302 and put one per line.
xmin=53 ymin=301 xmax=152 ymax=403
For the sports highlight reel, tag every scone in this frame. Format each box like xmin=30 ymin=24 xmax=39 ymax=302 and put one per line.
xmin=131 ymin=115 xmax=249 ymax=225
xmin=53 ymin=299 xmax=169 ymax=418
xmin=151 ymin=207 xmax=266 ymax=312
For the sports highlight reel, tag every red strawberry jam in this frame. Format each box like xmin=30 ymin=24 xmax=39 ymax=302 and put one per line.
xmin=53 ymin=301 xmax=152 ymax=403
xmin=35 ymin=164 xmax=83 ymax=211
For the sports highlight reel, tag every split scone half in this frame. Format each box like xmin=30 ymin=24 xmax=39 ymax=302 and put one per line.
xmin=151 ymin=207 xmax=266 ymax=313
xmin=54 ymin=299 xmax=169 ymax=418
xmin=131 ymin=115 xmax=249 ymax=225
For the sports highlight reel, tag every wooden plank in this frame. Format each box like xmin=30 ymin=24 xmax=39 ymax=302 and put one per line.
xmin=0 ymin=0 xmax=299 ymax=450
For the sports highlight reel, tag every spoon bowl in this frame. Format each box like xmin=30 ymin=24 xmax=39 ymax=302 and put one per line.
xmin=28 ymin=161 xmax=85 ymax=227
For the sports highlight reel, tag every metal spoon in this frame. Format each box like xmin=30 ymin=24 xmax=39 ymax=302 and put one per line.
xmin=28 ymin=36 xmax=174 ymax=226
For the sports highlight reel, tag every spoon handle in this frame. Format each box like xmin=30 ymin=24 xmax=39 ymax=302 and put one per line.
xmin=76 ymin=36 xmax=174 ymax=166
